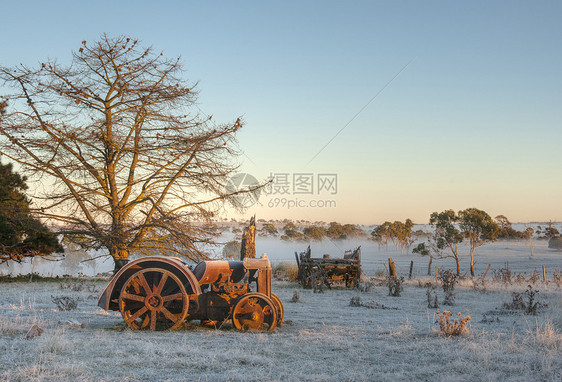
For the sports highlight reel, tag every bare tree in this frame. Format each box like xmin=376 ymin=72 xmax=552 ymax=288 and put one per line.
xmin=0 ymin=35 xmax=255 ymax=271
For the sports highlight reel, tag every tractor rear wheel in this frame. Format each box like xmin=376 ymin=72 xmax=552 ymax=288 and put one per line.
xmin=119 ymin=268 xmax=188 ymax=330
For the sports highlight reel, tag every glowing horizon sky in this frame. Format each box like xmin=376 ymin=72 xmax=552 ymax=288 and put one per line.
xmin=1 ymin=1 xmax=561 ymax=225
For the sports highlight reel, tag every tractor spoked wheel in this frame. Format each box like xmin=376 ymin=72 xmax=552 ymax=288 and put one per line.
xmin=232 ymin=293 xmax=278 ymax=332
xmin=270 ymin=293 xmax=284 ymax=325
xmin=119 ymin=268 xmax=188 ymax=331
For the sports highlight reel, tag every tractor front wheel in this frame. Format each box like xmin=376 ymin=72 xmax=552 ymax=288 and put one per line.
xmin=231 ymin=293 xmax=278 ymax=331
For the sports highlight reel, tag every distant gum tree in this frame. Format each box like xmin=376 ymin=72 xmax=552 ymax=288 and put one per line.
xmin=260 ymin=223 xmax=278 ymax=236
xmin=0 ymin=35 xmax=259 ymax=272
xmin=429 ymin=210 xmax=463 ymax=276
xmin=524 ymin=227 xmax=535 ymax=256
xmin=303 ymin=225 xmax=326 ymax=241
xmin=415 ymin=208 xmax=499 ymax=277
xmin=390 ymin=219 xmax=415 ymax=252
xmin=371 ymin=221 xmax=392 ymax=248
xmin=458 ymin=208 xmax=499 ymax=277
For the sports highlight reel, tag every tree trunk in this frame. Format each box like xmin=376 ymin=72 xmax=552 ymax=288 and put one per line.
xmin=455 ymin=255 xmax=460 ymax=276
xmin=111 ymin=249 xmax=130 ymax=274
xmin=470 ymin=246 xmax=475 ymax=277
xmin=427 ymin=255 xmax=433 ymax=276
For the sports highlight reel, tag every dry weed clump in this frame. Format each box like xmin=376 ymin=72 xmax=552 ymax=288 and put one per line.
xmin=526 ymin=320 xmax=561 ymax=350
xmin=357 ymin=276 xmax=376 ymax=292
xmin=470 ymin=276 xmax=487 ymax=292
xmin=426 ymin=286 xmax=438 ymax=308
xmin=59 ymin=278 xmax=101 ymax=293
xmin=418 ymin=280 xmax=435 ymax=289
xmin=349 ymin=296 xmax=396 ymax=310
xmin=0 ymin=313 xmax=43 ymax=335
xmin=290 ymin=290 xmax=300 ymax=303
xmin=438 ymin=270 xmax=457 ymax=305
xmin=503 ymin=285 xmax=546 ymax=315
xmin=552 ymin=269 xmax=561 ymax=287
xmin=51 ymin=295 xmax=78 ymax=311
xmin=349 ymin=296 xmax=362 ymax=307
xmin=527 ymin=270 xmax=541 ymax=284
xmin=438 ymin=311 xmax=471 ymax=336
xmin=493 ymin=268 xmax=512 ymax=284
xmin=514 ymin=273 xmax=526 ymax=284
xmin=387 ymin=276 xmax=404 ymax=297
xmin=272 ymin=262 xmax=298 ymax=281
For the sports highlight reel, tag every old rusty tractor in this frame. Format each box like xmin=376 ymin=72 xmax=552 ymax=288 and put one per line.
xmin=98 ymin=218 xmax=283 ymax=331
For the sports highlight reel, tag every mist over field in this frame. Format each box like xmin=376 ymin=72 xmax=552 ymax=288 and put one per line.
xmin=2 ymin=222 xmax=560 ymax=278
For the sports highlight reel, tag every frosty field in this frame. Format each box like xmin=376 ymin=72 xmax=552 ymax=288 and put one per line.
xmin=1 ymin=240 xmax=561 ymax=381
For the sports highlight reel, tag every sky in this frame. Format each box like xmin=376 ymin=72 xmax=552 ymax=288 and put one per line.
xmin=1 ymin=1 xmax=561 ymax=225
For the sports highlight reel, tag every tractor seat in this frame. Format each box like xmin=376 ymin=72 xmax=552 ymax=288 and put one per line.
xmin=192 ymin=262 xmax=208 ymax=282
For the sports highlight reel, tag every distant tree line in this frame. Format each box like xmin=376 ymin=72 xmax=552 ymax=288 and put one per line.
xmin=494 ymin=215 xmax=558 ymax=239
xmin=370 ymin=219 xmax=423 ymax=253
xmin=250 ymin=221 xmax=366 ymax=242
xmin=410 ymin=208 xmax=557 ymax=277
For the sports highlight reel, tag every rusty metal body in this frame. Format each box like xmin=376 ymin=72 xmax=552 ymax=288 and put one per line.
xmin=295 ymin=246 xmax=361 ymax=289
xmin=98 ymin=219 xmax=282 ymax=331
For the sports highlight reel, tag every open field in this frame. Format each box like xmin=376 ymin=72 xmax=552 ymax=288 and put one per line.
xmin=1 ymin=258 xmax=561 ymax=381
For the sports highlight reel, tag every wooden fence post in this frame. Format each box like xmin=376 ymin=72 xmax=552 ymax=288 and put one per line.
xmin=482 ymin=264 xmax=491 ymax=282
xmin=409 ymin=261 xmax=414 ymax=279
xmin=543 ymin=265 xmax=547 ymax=283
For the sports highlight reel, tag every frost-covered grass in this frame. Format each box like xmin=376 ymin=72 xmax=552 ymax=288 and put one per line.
xmin=0 ymin=273 xmax=561 ymax=382
xmin=1 ymin=240 xmax=561 ymax=381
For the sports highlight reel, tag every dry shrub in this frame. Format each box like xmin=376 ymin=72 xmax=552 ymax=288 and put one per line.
xmin=426 ymin=286 xmax=438 ymax=308
xmin=418 ymin=280 xmax=435 ymax=289
xmin=470 ymin=277 xmax=487 ymax=292
xmin=438 ymin=311 xmax=470 ymax=336
xmin=438 ymin=270 xmax=457 ymax=305
xmin=493 ymin=268 xmax=512 ymax=284
xmin=553 ymin=269 xmax=561 ymax=287
xmin=349 ymin=296 xmax=362 ymax=307
xmin=290 ymin=290 xmax=300 ymax=303
xmin=503 ymin=285 xmax=546 ymax=315
xmin=0 ymin=313 xmax=44 ymax=335
xmin=526 ymin=320 xmax=561 ymax=349
xmin=387 ymin=276 xmax=404 ymax=297
xmin=528 ymin=270 xmax=541 ymax=284
xmin=514 ymin=273 xmax=526 ymax=284
xmin=272 ymin=262 xmax=298 ymax=281
xmin=51 ymin=295 xmax=78 ymax=311
xmin=358 ymin=276 xmax=376 ymax=292
xmin=348 ymin=296 xmax=396 ymax=310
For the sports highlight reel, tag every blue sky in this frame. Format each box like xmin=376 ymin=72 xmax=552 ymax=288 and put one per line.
xmin=1 ymin=1 xmax=561 ymax=224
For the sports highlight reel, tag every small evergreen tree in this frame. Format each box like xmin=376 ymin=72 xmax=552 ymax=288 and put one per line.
xmin=0 ymin=161 xmax=63 ymax=263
